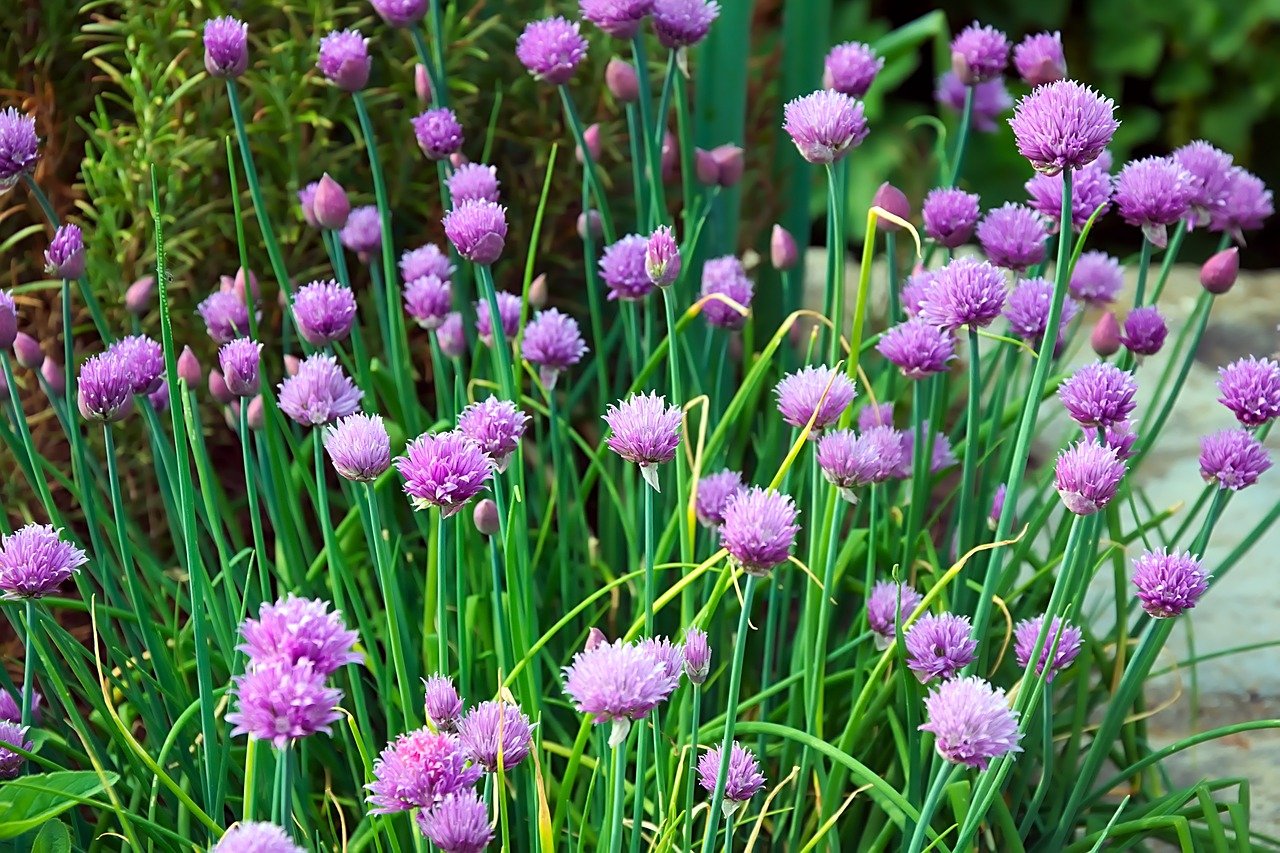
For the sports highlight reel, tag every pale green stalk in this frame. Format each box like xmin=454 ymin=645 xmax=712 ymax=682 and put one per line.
xmin=20 ymin=601 xmax=34 ymax=730
xmin=907 ymin=763 xmax=956 ymax=853
xmin=477 ymin=265 xmax=518 ymax=401
xmin=238 ymin=403 xmax=270 ymax=604
xmin=609 ymin=734 xmax=629 ymax=853
xmin=364 ymin=484 xmax=415 ymax=730
xmin=559 ymin=86 xmax=617 ymax=243
xmin=946 ymin=86 xmax=975 ymax=186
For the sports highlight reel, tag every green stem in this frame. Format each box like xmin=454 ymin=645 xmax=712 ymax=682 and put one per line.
xmin=477 ymin=265 xmax=518 ymax=401
xmin=225 ymin=83 xmax=291 ymax=304
xmin=1 ymin=354 xmax=60 ymax=523
xmin=683 ymin=688 xmax=702 ymax=853
xmin=946 ymin=86 xmax=974 ymax=186
xmin=559 ymin=86 xmax=617 ymax=243
xmin=365 ymin=485 xmax=416 ymax=730
xmin=436 ymin=511 xmax=449 ymax=675
xmin=661 ymin=288 xmax=692 ymax=561
xmin=1131 ymin=237 xmax=1154 ymax=308
xmin=825 ymin=163 xmax=846 ymax=363
xmin=609 ymin=736 xmax=629 ymax=853
xmin=907 ymin=763 xmax=956 ymax=853
xmin=487 ymin=536 xmax=510 ymax=679
xmin=954 ymin=330 xmax=982 ymax=589
xmin=20 ymin=600 xmax=34 ymax=730
xmin=238 ymin=404 xmax=270 ymax=605
xmin=22 ymin=176 xmax=111 ymax=339
xmin=1147 ymin=219 xmax=1188 ymax=305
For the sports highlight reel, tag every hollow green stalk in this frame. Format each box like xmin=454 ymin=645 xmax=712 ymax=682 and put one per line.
xmin=682 ymin=686 xmax=703 ymax=853
xmin=559 ymin=86 xmax=617 ymax=243
xmin=609 ymin=732 xmax=629 ymax=853
xmin=477 ymin=265 xmax=518 ymax=401
xmin=946 ymin=86 xmax=975 ymax=186
xmin=364 ymin=484 xmax=415 ymax=730
xmin=20 ymin=601 xmax=34 ymax=730
xmin=224 ymin=84 xmax=291 ymax=307
xmin=238 ymin=404 xmax=270 ymax=605
xmin=907 ymin=762 xmax=956 ymax=853
xmin=824 ymin=163 xmax=846 ymax=363
xmin=953 ymin=330 xmax=982 ymax=596
xmin=661 ymin=288 xmax=692 ymax=561
xmin=435 ymin=510 xmax=449 ymax=675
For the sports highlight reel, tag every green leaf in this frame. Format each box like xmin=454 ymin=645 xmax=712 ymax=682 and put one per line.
xmin=0 ymin=771 xmax=118 ymax=839
xmin=31 ymin=820 xmax=70 ymax=853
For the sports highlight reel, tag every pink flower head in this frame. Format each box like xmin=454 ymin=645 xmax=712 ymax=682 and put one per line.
xmin=78 ymin=351 xmax=134 ymax=423
xmin=922 ymin=188 xmax=980 ymax=248
xmin=562 ymin=638 xmax=679 ymax=738
xmin=1014 ymin=31 xmax=1066 ymax=86
xmin=107 ymin=333 xmax=165 ymax=395
xmin=203 ymin=16 xmax=249 ymax=78
xmin=816 ymin=427 xmax=904 ymax=501
xmin=424 ymin=674 xmax=463 ymax=732
xmin=474 ymin=291 xmax=522 ymax=347
xmin=277 ymin=354 xmax=363 ymax=426
xmin=1217 ymin=356 xmax=1280 ymax=426
xmin=683 ymin=626 xmax=711 ymax=683
xmin=226 ymin=659 xmax=343 ymax=749
xmin=404 ymin=275 xmax=453 ymax=330
xmin=977 ymin=203 xmax=1048 ymax=271
xmin=237 ymin=594 xmax=361 ymax=676
xmin=579 ymin=0 xmax=653 ymax=39
xmin=1004 ymin=277 xmax=1078 ymax=346
xmin=317 ymin=28 xmax=371 ymax=91
xmin=522 ymin=308 xmax=588 ymax=388
xmin=1173 ymin=140 xmax=1234 ymax=226
xmin=198 ymin=290 xmax=252 ymax=344
xmin=324 ymin=412 xmax=391 ymax=482
xmin=935 ymin=73 xmax=1012 ymax=133
xmin=341 ymin=206 xmax=382 ymax=255
xmin=415 ymin=790 xmax=493 ymax=853
xmin=457 ymin=700 xmax=533 ymax=772
xmin=443 ymin=199 xmax=507 ymax=266
xmin=366 ymin=728 xmax=482 ymax=814
xmin=413 ymin=108 xmax=464 ymax=161
xmin=919 ymin=676 xmax=1022 ymax=770
xmin=919 ymin=257 xmax=1007 ymax=330
xmin=1114 ymin=156 xmax=1195 ymax=248
xmin=1014 ymin=615 xmax=1082 ymax=681
xmin=516 ymin=17 xmax=588 ymax=85
xmin=436 ymin=311 xmax=467 ymax=358
xmin=697 ymin=742 xmax=766 ymax=808
xmin=370 ymin=0 xmax=428 ymax=27
xmin=1132 ymin=549 xmax=1210 ymax=618
xmin=396 ymin=430 xmax=494 ymax=516
xmin=293 ymin=279 xmax=357 ymax=347
xmin=603 ymin=392 xmax=682 ymax=490
xmin=1069 ymin=250 xmax=1123 ymax=305
xmin=867 ymin=580 xmax=923 ymax=644
xmin=1057 ymin=362 xmax=1137 ymax=427
xmin=0 ymin=108 xmax=39 ymax=189
xmin=824 ymin=41 xmax=883 ymax=98
xmin=1120 ymin=305 xmax=1167 ymax=357
xmin=1009 ymin=80 xmax=1118 ymax=176
xmin=401 ymin=243 xmax=455 ymax=283
xmin=1026 ymin=158 xmax=1113 ymax=233
xmin=0 ymin=523 xmax=87 ymax=600
xmin=699 ymin=255 xmax=753 ymax=329
xmin=782 ymin=89 xmax=869 ymax=165
xmin=1199 ymin=428 xmax=1271 ymax=491
xmin=1209 ymin=167 xmax=1273 ymax=243
xmin=600 ymin=235 xmax=655 ymax=301
xmin=447 ymin=163 xmax=501 ymax=205
xmin=44 ymin=224 xmax=85 ymax=279
xmin=696 ymin=469 xmax=745 ymax=528
xmin=719 ymin=486 xmax=800 ymax=576
xmin=774 ymin=364 xmax=857 ymax=433
xmin=905 ymin=613 xmax=978 ymax=683
xmin=1054 ymin=441 xmax=1126 ymax=515
xmin=950 ymin=21 xmax=1009 ymax=84
xmin=644 ymin=225 xmax=681 ymax=287
xmin=652 ymin=0 xmax=720 ymax=49
xmin=457 ymin=396 xmax=530 ymax=470
xmin=218 ymin=337 xmax=263 ymax=398
xmin=213 ymin=822 xmax=304 ymax=853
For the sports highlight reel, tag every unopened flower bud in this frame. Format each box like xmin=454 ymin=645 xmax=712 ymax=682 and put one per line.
xmin=246 ymin=395 xmax=265 ymax=431
xmin=710 ymin=145 xmax=744 ymax=187
xmin=41 ymin=359 xmax=64 ymax=395
xmin=284 ymin=354 xmax=301 ymax=376
xmin=529 ymin=273 xmax=549 ymax=308
xmin=313 ymin=173 xmax=351 ymax=230
xmin=605 ymin=57 xmax=639 ymax=103
xmin=473 ymin=499 xmax=500 ymax=536
xmin=414 ymin=63 xmax=434 ymax=104
xmin=585 ymin=627 xmax=607 ymax=651
xmin=1200 ymin=247 xmax=1239 ymax=295
xmin=125 ymin=275 xmax=156 ymax=315
xmin=1090 ymin=311 xmax=1121 ymax=357
xmin=209 ymin=368 xmax=234 ymax=404
xmin=577 ymin=123 xmax=602 ymax=164
xmin=13 ymin=332 xmax=43 ymax=370
xmin=873 ymin=182 xmax=912 ymax=231
xmin=577 ymin=209 xmax=603 ymax=241
xmin=177 ymin=345 xmax=202 ymax=386
xmin=449 ymin=152 xmax=469 ymax=171
xmin=694 ymin=148 xmax=719 ymax=186
xmin=770 ymin=224 xmax=799 ymax=270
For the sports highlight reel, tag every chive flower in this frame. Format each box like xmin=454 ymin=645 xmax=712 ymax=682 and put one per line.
xmin=457 ymin=700 xmax=533 ymax=772
xmin=1209 ymin=167 xmax=1273 ymax=243
xmin=226 ymin=659 xmax=343 ymax=749
xmin=774 ymin=364 xmax=857 ymax=433
xmin=0 ymin=108 xmax=38 ymax=190
xmin=1114 ymin=156 xmax=1195 ymax=248
xmin=366 ymin=728 xmax=482 ymax=814
xmin=405 ymin=275 xmax=453 ymax=330
xmin=108 ymin=333 xmax=165 ymax=395
xmin=516 ymin=17 xmax=589 ymax=84
xmin=1057 ymin=362 xmax=1137 ymax=427
xmin=1091 ymin=312 xmax=1122 ymax=358
xmin=922 ymin=188 xmax=980 ymax=248
xmin=197 ymin=290 xmax=253 ymax=344
xmin=1131 ymin=549 xmax=1210 ymax=618
xmin=298 ymin=181 xmax=320 ymax=227
xmin=640 ymin=636 xmax=685 ymax=683
xmin=919 ymin=258 xmax=1007 ymax=330
xmin=816 ymin=427 xmax=904 ymax=502
xmin=1013 ymin=615 xmax=1083 ymax=681
xmin=578 ymin=0 xmax=652 ymax=39
xmin=203 ymin=16 xmax=249 ymax=78
xmin=1085 ymin=419 xmax=1138 ymax=461
xmin=823 ymin=41 xmax=883 ymax=98
xmin=341 ymin=206 xmax=382 ymax=256
xmin=474 ymin=291 xmax=522 ymax=347
xmin=562 ymin=638 xmax=680 ymax=745
xmin=950 ymin=21 xmax=1009 ymax=84
xmin=277 ymin=354 xmax=363 ymax=426
xmin=1013 ymin=31 xmax=1066 ymax=86
xmin=1068 ymin=250 xmax=1123 ymax=305
xmin=905 ymin=613 xmax=978 ymax=683
xmin=436 ymin=312 xmax=467 ymax=359
xmin=396 ymin=430 xmax=494 ymax=516
xmin=522 ymin=308 xmax=588 ymax=389
xmin=0 ymin=291 xmax=15 ymax=349
xmin=413 ymin=107 xmax=464 ymax=161
xmin=324 ymin=413 xmax=392 ymax=482
xmin=1217 ymin=357 xmax=1280 ymax=426
xmin=0 ymin=721 xmax=30 ymax=780
xmin=415 ymin=790 xmax=494 ymax=853
xmin=44 ymin=224 xmax=85 ymax=280
xmin=237 ymin=594 xmax=362 ymax=676
xmin=78 ymin=351 xmax=134 ymax=422
xmin=895 ymin=425 xmax=957 ymax=478
xmin=1201 ymin=247 xmax=1239 ymax=295
xmin=935 ymin=73 xmax=1012 ymax=133
xmin=0 ymin=523 xmax=88 ymax=600
xmin=899 ymin=271 xmax=933 ymax=318
xmin=424 ymin=674 xmax=463 ymax=733
xmin=217 ymin=337 xmax=263 ymax=400
xmin=447 ymin=163 xmax=501 ymax=205
xmin=0 ymin=689 xmax=40 ymax=725
xmin=603 ymin=392 xmax=682 ymax=491
xmin=311 ymin=174 xmax=351 ymax=230
xmin=858 ymin=403 xmax=894 ymax=431
xmin=683 ymin=626 xmax=711 ymax=684
xmin=697 ymin=742 xmax=766 ymax=816
xmin=1199 ymin=428 xmax=1271 ymax=491
xmin=370 ymin=0 xmax=428 ymax=28
xmin=600 ymin=235 xmax=655 ymax=301
xmin=652 ymin=0 xmax=721 ymax=49
xmin=919 ymin=676 xmax=1022 ymax=770
xmin=718 ymin=487 xmax=800 ymax=576
xmin=644 ymin=225 xmax=681 ymax=287
xmin=977 ymin=203 xmax=1048 ymax=272
xmin=443 ymin=199 xmax=507 ymax=266
xmin=770 ymin=224 xmax=799 ymax=270
xmin=1009 ymin=79 xmax=1118 ymax=176
xmin=1004 ymin=277 xmax=1079 ymax=346
xmin=1173 ymin=140 xmax=1234 ymax=226
xmin=293 ymin=279 xmax=358 ymax=347
xmin=401 ymin=243 xmax=455 ymax=283
xmin=695 ymin=469 xmax=745 ymax=528
xmin=782 ymin=89 xmax=869 ymax=165
xmin=1026 ymin=157 xmax=1113 ymax=233
xmin=699 ymin=255 xmax=753 ymax=329
xmin=317 ymin=28 xmax=371 ymax=92
xmin=1054 ymin=441 xmax=1126 ymax=515
xmin=1120 ymin=305 xmax=1167 ymax=357
xmin=457 ymin=396 xmax=530 ymax=471
xmin=213 ymin=822 xmax=305 ymax=853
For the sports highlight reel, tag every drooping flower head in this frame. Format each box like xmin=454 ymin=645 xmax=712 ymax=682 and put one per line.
xmin=579 ymin=0 xmax=653 ymax=39
xmin=683 ymin=626 xmax=711 ymax=684
xmin=935 ymin=73 xmax=1012 ymax=133
xmin=719 ymin=487 xmax=800 ymax=576
xmin=522 ymin=308 xmax=588 ymax=389
xmin=457 ymin=396 xmax=530 ymax=470
xmin=107 ymin=333 xmax=165 ymax=395
xmin=44 ymin=224 xmax=85 ymax=279
xmin=695 ymin=469 xmax=745 ymax=528
xmin=1172 ymin=140 xmax=1234 ymax=226
xmin=366 ymin=728 xmax=483 ymax=814
xmin=977 ymin=203 xmax=1048 ymax=271
xmin=1217 ymin=356 xmax=1280 ymax=426
xmin=277 ymin=354 xmax=363 ymax=426
xmin=226 ymin=659 xmax=343 ymax=749
xmin=1009 ymin=80 xmax=1118 ymax=176
xmin=1054 ymin=441 xmax=1126 ymax=515
xmin=697 ymin=742 xmax=766 ymax=815
xmin=774 ymin=364 xmax=857 ymax=434
xmin=699 ymin=255 xmax=753 ymax=329
xmin=1013 ymin=615 xmax=1083 ymax=681
xmin=447 ymin=163 xmax=501 ymax=205
xmin=1069 ymin=250 xmax=1124 ymax=305
xmin=212 ymin=821 xmax=305 ymax=853
xmin=919 ymin=676 xmax=1022 ymax=770
xmin=652 ymin=0 xmax=720 ymax=48
xmin=1004 ymin=277 xmax=1079 ymax=346
xmin=424 ymin=675 xmax=463 ymax=732
xmin=1014 ymin=31 xmax=1066 ymax=86
xmin=444 ymin=199 xmax=507 ymax=266
xmin=415 ymin=790 xmax=494 ymax=853
xmin=600 ymin=235 xmax=655 ymax=301
xmin=78 ymin=351 xmax=134 ymax=423
xmin=0 ymin=721 xmax=29 ymax=781
xmin=218 ymin=338 xmax=263 ymax=398
xmin=905 ymin=613 xmax=978 ymax=683
xmin=1199 ymin=428 xmax=1271 ymax=491
xmin=474 ymin=291 xmax=522 ymax=347
xmin=1131 ymin=549 xmax=1210 ymax=618
xmin=405 ymin=275 xmax=453 ymax=330
xmin=317 ymin=28 xmax=371 ymax=91
xmin=203 ymin=16 xmax=249 ymax=78
xmin=1209 ymin=167 xmax=1273 ymax=243
xmin=1026 ymin=158 xmax=1113 ymax=232
xmin=922 ymin=188 xmax=980 ymax=248
xmin=950 ymin=21 xmax=1009 ymax=84
xmin=237 ymin=594 xmax=361 ymax=676
xmin=401 ymin=243 xmax=455 ymax=283
xmin=324 ymin=413 xmax=392 ymax=482
xmin=1057 ymin=362 xmax=1137 ymax=427
xmin=644 ymin=225 xmax=681 ymax=287
xmin=457 ymin=700 xmax=533 ymax=772
xmin=413 ymin=108 xmax=464 ymax=161
xmin=396 ymin=430 xmax=494 ymax=516
xmin=920 ymin=258 xmax=1007 ymax=330
xmin=0 ymin=524 xmax=88 ymax=600
xmin=782 ymin=89 xmax=869 ymax=165
xmin=198 ymin=290 xmax=252 ymax=344
xmin=1120 ymin=305 xmax=1167 ymax=357
xmin=824 ymin=41 xmax=884 ymax=98
xmin=603 ymin=392 xmax=682 ymax=490
xmin=816 ymin=427 xmax=904 ymax=502
xmin=516 ymin=17 xmax=589 ymax=84
xmin=867 ymin=581 xmax=924 ymax=644
xmin=1114 ymin=156 xmax=1195 ymax=248
xmin=562 ymin=638 xmax=679 ymax=745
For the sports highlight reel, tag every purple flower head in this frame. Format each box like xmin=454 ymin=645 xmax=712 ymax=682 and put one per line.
xmin=1069 ymin=250 xmax=1123 ymax=305
xmin=900 ymin=271 xmax=933 ymax=318
xmin=782 ymin=89 xmax=869 ymax=165
xmin=415 ymin=791 xmax=493 ymax=853
xmin=1014 ymin=32 xmax=1066 ymax=86
xmin=816 ymin=427 xmax=904 ymax=501
xmin=0 ymin=689 xmax=40 ymax=726
xmin=1209 ymin=168 xmax=1273 ymax=243
xmin=1026 ymin=159 xmax=1113 ymax=233
xmin=683 ymin=626 xmax=711 ymax=684
xmin=1083 ymin=418 xmax=1138 ymax=461
xmin=0 ymin=108 xmax=38 ymax=189
xmin=989 ymin=483 xmax=1007 ymax=529
xmin=695 ymin=469 xmax=745 ymax=528
xmin=226 ymin=659 xmax=343 ymax=749
xmin=770 ymin=224 xmax=799 ymax=270
xmin=1120 ymin=305 xmax=1167 ymax=357
xmin=298 ymin=182 xmax=320 ymax=227
xmin=523 ymin=308 xmax=588 ymax=388
xmin=1091 ymin=312 xmax=1121 ymax=357
xmin=474 ymin=291 xmax=522 ymax=347
xmin=366 ymin=728 xmax=482 ymax=814
xmin=697 ymin=742 xmax=766 ymax=812
xmin=1115 ymin=156 xmax=1195 ymax=248
xmin=371 ymin=0 xmax=428 ymax=27
xmin=920 ymin=258 xmax=1007 ymax=330
xmin=444 ymin=199 xmax=507 ymax=266
xmin=1054 ymin=441 xmax=1126 ymax=515
xmin=905 ymin=613 xmax=978 ymax=683
xmin=1132 ymin=549 xmax=1210 ymax=618
xmin=198 ymin=290 xmax=252 ymax=344
xmin=78 ymin=351 xmax=134 ymax=423
xmin=341 ymin=206 xmax=382 ymax=255
xmin=895 ymin=425 xmax=957 ymax=478
xmin=719 ymin=487 xmax=800 ymax=576
xmin=922 ymin=188 xmax=981 ymax=248
xmin=457 ymin=700 xmax=533 ymax=772
xmin=1199 ymin=428 xmax=1271 ymax=491
xmin=324 ymin=413 xmax=391 ymax=482
xmin=935 ymin=73 xmax=1012 ymax=133
xmin=919 ymin=676 xmax=1022 ymax=770
xmin=318 ymin=29 xmax=371 ymax=92
xmin=1004 ymin=277 xmax=1079 ymax=344
xmin=858 ymin=402 xmax=895 ymax=431
xmin=867 ymin=581 xmax=924 ymax=644
xmin=146 ymin=380 xmax=171 ymax=412
xmin=218 ymin=338 xmax=263 ymax=398
xmin=237 ymin=594 xmax=361 ymax=676
xmin=1009 ymin=80 xmax=1118 ymax=176
xmin=1173 ymin=140 xmax=1234 ymax=226
xmin=447 ymin=163 xmax=501 ymax=205
xmin=0 ymin=523 xmax=88 ymax=600
xmin=203 ymin=16 xmax=249 ymax=78
xmin=977 ymin=203 xmax=1048 ymax=272
xmin=0 ymin=291 xmax=14 ymax=349
xmin=458 ymin=396 xmax=530 ymax=470
xmin=396 ymin=430 xmax=494 ymax=516
xmin=1014 ymin=615 xmax=1083 ymax=681
xmin=1201 ymin=247 xmax=1239 ymax=295
xmin=405 ymin=275 xmax=453 ymax=330
xmin=1218 ymin=357 xmax=1280 ymax=426
xmin=0 ymin=721 xmax=30 ymax=780
xmin=107 ymin=333 xmax=165 ymax=395
xmin=606 ymin=58 xmax=640 ymax=102
xmin=413 ymin=108 xmax=464 ymax=161
xmin=603 ymin=392 xmax=682 ymax=490
xmin=774 ymin=364 xmax=857 ymax=433
xmin=699 ymin=255 xmax=753 ymax=329
xmin=1057 ymin=362 xmax=1137 ymax=427
xmin=563 ymin=639 xmax=679 ymax=743
xmin=436 ymin=312 xmax=467 ymax=359
xmin=44 ymin=224 xmax=85 ymax=279
xmin=600 ymin=235 xmax=655 ymax=301
xmin=517 ymin=17 xmax=588 ymax=85
xmin=424 ymin=674 xmax=463 ymax=732
xmin=644 ymin=225 xmax=681 ymax=287
xmin=293 ymin=279 xmax=357 ymax=347
xmin=950 ymin=22 xmax=1009 ymax=84
xmin=824 ymin=41 xmax=884 ymax=98
xmin=640 ymin=636 xmax=685 ymax=684
xmin=401 ymin=243 xmax=455 ymax=283
xmin=652 ymin=0 xmax=720 ymax=48
xmin=579 ymin=0 xmax=653 ymax=39
xmin=212 ymin=821 xmax=305 ymax=853
xmin=278 ymin=354 xmax=363 ymax=427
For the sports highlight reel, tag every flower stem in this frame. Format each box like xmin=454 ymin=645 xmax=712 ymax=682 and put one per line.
xmin=907 ymin=762 xmax=956 ymax=853
xmin=824 ymin=163 xmax=846 ymax=364
xmin=436 ymin=510 xmax=449 ymax=676
xmin=682 ymin=687 xmax=702 ymax=853
xmin=946 ymin=86 xmax=975 ymax=187
xmin=1131 ymin=236 xmax=1154 ymax=308
xmin=661 ymin=288 xmax=692 ymax=561
xmin=364 ymin=485 xmax=416 ymax=730
xmin=559 ymin=85 xmax=617 ymax=243
xmin=486 ymin=534 xmax=510 ymax=679
xmin=20 ymin=600 xmax=34 ymax=730
xmin=238 ymin=404 xmax=270 ymax=605
xmin=609 ymin=735 xmax=629 ymax=853
xmin=954 ymin=330 xmax=982 ymax=593
xmin=21 ymin=175 xmax=112 ymax=340
xmin=477 ymin=264 xmax=518 ymax=402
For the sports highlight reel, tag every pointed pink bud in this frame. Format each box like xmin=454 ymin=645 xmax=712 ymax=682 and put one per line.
xmin=1091 ymin=311 xmax=1121 ymax=357
xmin=224 ymin=400 xmax=241 ymax=430
xmin=771 ymin=224 xmax=799 ymax=270
xmin=577 ymin=123 xmax=602 ymax=164
xmin=711 ymin=144 xmax=744 ymax=187
xmin=951 ymin=51 xmax=976 ymax=86
xmin=873 ymin=182 xmax=912 ymax=231
xmin=125 ymin=275 xmax=156 ymax=315
xmin=41 ymin=359 xmax=65 ymax=395
xmin=13 ymin=332 xmax=43 ymax=370
xmin=529 ymin=273 xmax=549 ymax=308
xmin=313 ymin=174 xmax=351 ymax=230
xmin=606 ymin=57 xmax=639 ymax=103
xmin=246 ymin=395 xmax=265 ymax=431
xmin=177 ymin=345 xmax=202 ymax=386
xmin=1200 ymin=247 xmax=1239 ymax=295
xmin=473 ymin=498 xmax=500 ymax=536
xmin=209 ymin=368 xmax=234 ymax=404
xmin=227 ymin=267 xmax=260 ymax=304
xmin=694 ymin=148 xmax=719 ymax=186
xmin=284 ymin=353 xmax=301 ymax=376
xmin=577 ymin=210 xmax=602 ymax=241
xmin=414 ymin=63 xmax=434 ymax=104
xmin=449 ymin=152 xmax=469 ymax=170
